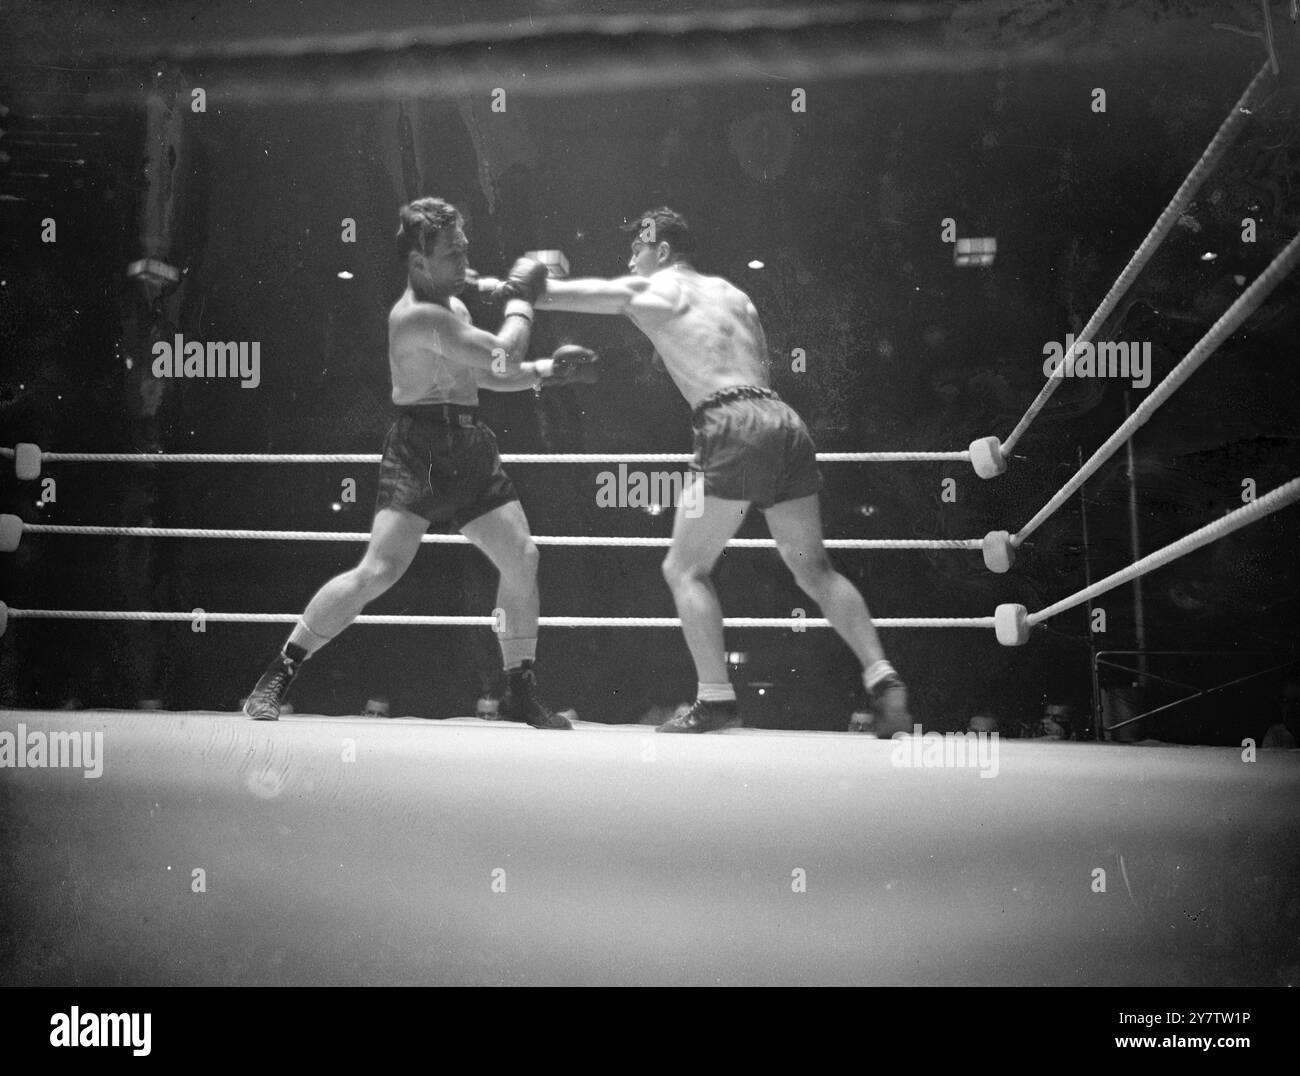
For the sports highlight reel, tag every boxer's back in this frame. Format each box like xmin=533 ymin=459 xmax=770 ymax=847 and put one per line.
xmin=631 ymin=267 xmax=770 ymax=408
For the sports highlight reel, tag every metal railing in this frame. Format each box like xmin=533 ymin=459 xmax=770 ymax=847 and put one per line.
xmin=1091 ymin=650 xmax=1297 ymax=739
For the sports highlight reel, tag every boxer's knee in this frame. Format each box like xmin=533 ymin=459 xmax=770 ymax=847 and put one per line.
xmin=662 ymin=552 xmax=709 ymax=591
xmin=493 ymin=534 xmax=539 ymax=586
xmin=515 ymin=537 xmax=540 ymax=580
xmin=352 ymin=556 xmax=405 ymax=597
xmin=780 ymin=546 xmax=835 ymax=597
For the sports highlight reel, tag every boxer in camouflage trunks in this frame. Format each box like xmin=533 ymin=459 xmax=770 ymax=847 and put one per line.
xmin=533 ymin=207 xmax=913 ymax=734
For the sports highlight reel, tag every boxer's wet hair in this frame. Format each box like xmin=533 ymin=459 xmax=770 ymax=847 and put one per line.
xmin=621 ymin=206 xmax=695 ymax=256
xmin=395 ymin=197 xmax=463 ymax=260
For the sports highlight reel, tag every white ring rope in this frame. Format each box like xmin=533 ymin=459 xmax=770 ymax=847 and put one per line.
xmin=1028 ymin=477 xmax=1300 ymax=628
xmin=1011 ymin=230 xmax=1300 ymax=548
xmin=1000 ymin=60 xmax=1275 ymax=458
xmin=0 ymin=610 xmax=993 ymax=630
xmin=36 ymin=450 xmax=969 ymax=465
xmin=11 ymin=482 xmax=1295 ymax=639
xmin=16 ymin=523 xmax=979 ymax=550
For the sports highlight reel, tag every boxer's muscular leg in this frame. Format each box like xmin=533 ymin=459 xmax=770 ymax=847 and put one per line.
xmin=292 ymin=507 xmax=429 ymax=649
xmin=461 ymin=500 xmax=539 ymax=667
xmin=763 ymin=493 xmax=887 ymax=670
xmin=661 ymin=475 xmax=750 ymax=686
xmin=462 ymin=500 xmax=571 ymax=729
xmin=246 ymin=507 xmax=429 ymax=719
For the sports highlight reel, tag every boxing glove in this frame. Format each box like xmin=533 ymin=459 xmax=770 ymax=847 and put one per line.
xmin=493 ymin=258 xmax=549 ymax=304
xmin=462 ymin=268 xmax=503 ymax=298
xmin=543 ymin=345 xmax=599 ymax=386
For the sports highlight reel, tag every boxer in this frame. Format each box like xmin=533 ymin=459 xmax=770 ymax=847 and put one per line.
xmin=242 ymin=197 xmax=595 ymax=727
xmin=530 ymin=207 xmax=912 ymax=734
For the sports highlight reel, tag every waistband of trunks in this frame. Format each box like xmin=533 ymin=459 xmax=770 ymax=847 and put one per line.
xmin=397 ymin=403 xmax=480 ymax=427
xmin=691 ymin=385 xmax=780 ymax=426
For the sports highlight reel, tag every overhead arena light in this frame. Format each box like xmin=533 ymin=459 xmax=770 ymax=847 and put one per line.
xmin=954 ymin=237 xmax=996 ymax=268
xmin=126 ymin=257 xmax=180 ymax=287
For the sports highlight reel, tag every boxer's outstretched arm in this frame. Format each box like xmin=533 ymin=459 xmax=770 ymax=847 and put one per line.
xmin=536 ymin=276 xmax=648 ymax=315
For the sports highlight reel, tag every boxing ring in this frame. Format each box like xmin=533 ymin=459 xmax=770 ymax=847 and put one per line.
xmin=4 ymin=20 xmax=1300 ymax=986
xmin=2 ymin=710 xmax=1296 ymax=987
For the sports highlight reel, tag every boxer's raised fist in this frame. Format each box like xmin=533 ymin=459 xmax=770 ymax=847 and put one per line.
xmin=493 ymin=258 xmax=549 ymax=304
xmin=542 ymin=344 xmax=599 ymax=387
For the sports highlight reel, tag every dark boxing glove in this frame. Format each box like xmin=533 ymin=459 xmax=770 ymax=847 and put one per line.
xmin=541 ymin=344 xmax=599 ymax=387
xmin=493 ymin=258 xmax=549 ymax=304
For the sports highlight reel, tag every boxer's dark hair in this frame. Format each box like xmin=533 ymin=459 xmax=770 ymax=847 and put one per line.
xmin=621 ymin=206 xmax=695 ymax=256
xmin=396 ymin=197 xmax=463 ymax=260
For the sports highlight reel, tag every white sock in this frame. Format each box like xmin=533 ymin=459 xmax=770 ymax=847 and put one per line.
xmin=286 ymin=619 xmax=332 ymax=659
xmin=864 ymin=661 xmax=897 ymax=692
xmin=500 ymin=636 xmax=537 ymax=671
xmin=698 ymin=682 xmax=736 ymax=704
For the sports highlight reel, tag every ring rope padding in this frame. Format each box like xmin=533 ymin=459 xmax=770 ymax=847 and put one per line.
xmin=981 ymin=530 xmax=1015 ymax=573
xmin=5 ymin=443 xmax=43 ymax=481
xmin=0 ymin=513 xmax=21 ymax=553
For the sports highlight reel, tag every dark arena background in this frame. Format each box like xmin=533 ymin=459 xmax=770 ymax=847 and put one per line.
xmin=1 ymin=0 xmax=1298 ymax=1020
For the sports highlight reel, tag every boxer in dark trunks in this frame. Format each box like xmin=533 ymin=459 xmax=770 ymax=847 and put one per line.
xmin=242 ymin=197 xmax=591 ymax=728
xmin=532 ymin=206 xmax=913 ymax=735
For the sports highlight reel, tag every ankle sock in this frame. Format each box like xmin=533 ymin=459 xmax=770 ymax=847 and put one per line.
xmin=286 ymin=619 xmax=332 ymax=659
xmin=864 ymin=661 xmax=897 ymax=693
xmin=501 ymin=636 xmax=537 ymax=672
xmin=698 ymin=682 xmax=736 ymax=704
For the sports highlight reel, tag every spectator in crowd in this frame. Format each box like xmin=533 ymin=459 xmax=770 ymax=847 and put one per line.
xmin=1033 ymin=701 xmax=1074 ymax=741
xmin=1262 ymin=722 xmax=1296 ymax=749
xmin=967 ymin=713 xmax=1000 ymax=735
xmin=362 ymin=695 xmax=391 ymax=719
xmin=1262 ymin=680 xmax=1299 ymax=748
xmin=847 ymin=710 xmax=875 ymax=734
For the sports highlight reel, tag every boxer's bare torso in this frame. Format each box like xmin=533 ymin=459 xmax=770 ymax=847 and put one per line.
xmin=538 ymin=263 xmax=769 ymax=409
xmin=625 ymin=266 xmax=770 ymax=408
xmin=388 ymin=290 xmax=480 ymax=407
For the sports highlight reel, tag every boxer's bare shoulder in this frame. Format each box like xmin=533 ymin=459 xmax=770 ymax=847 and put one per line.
xmin=662 ymin=268 xmax=755 ymax=322
xmin=625 ymin=268 xmax=684 ymax=324
xmin=390 ymin=293 xmax=469 ymax=345
xmin=644 ymin=268 xmax=761 ymax=341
